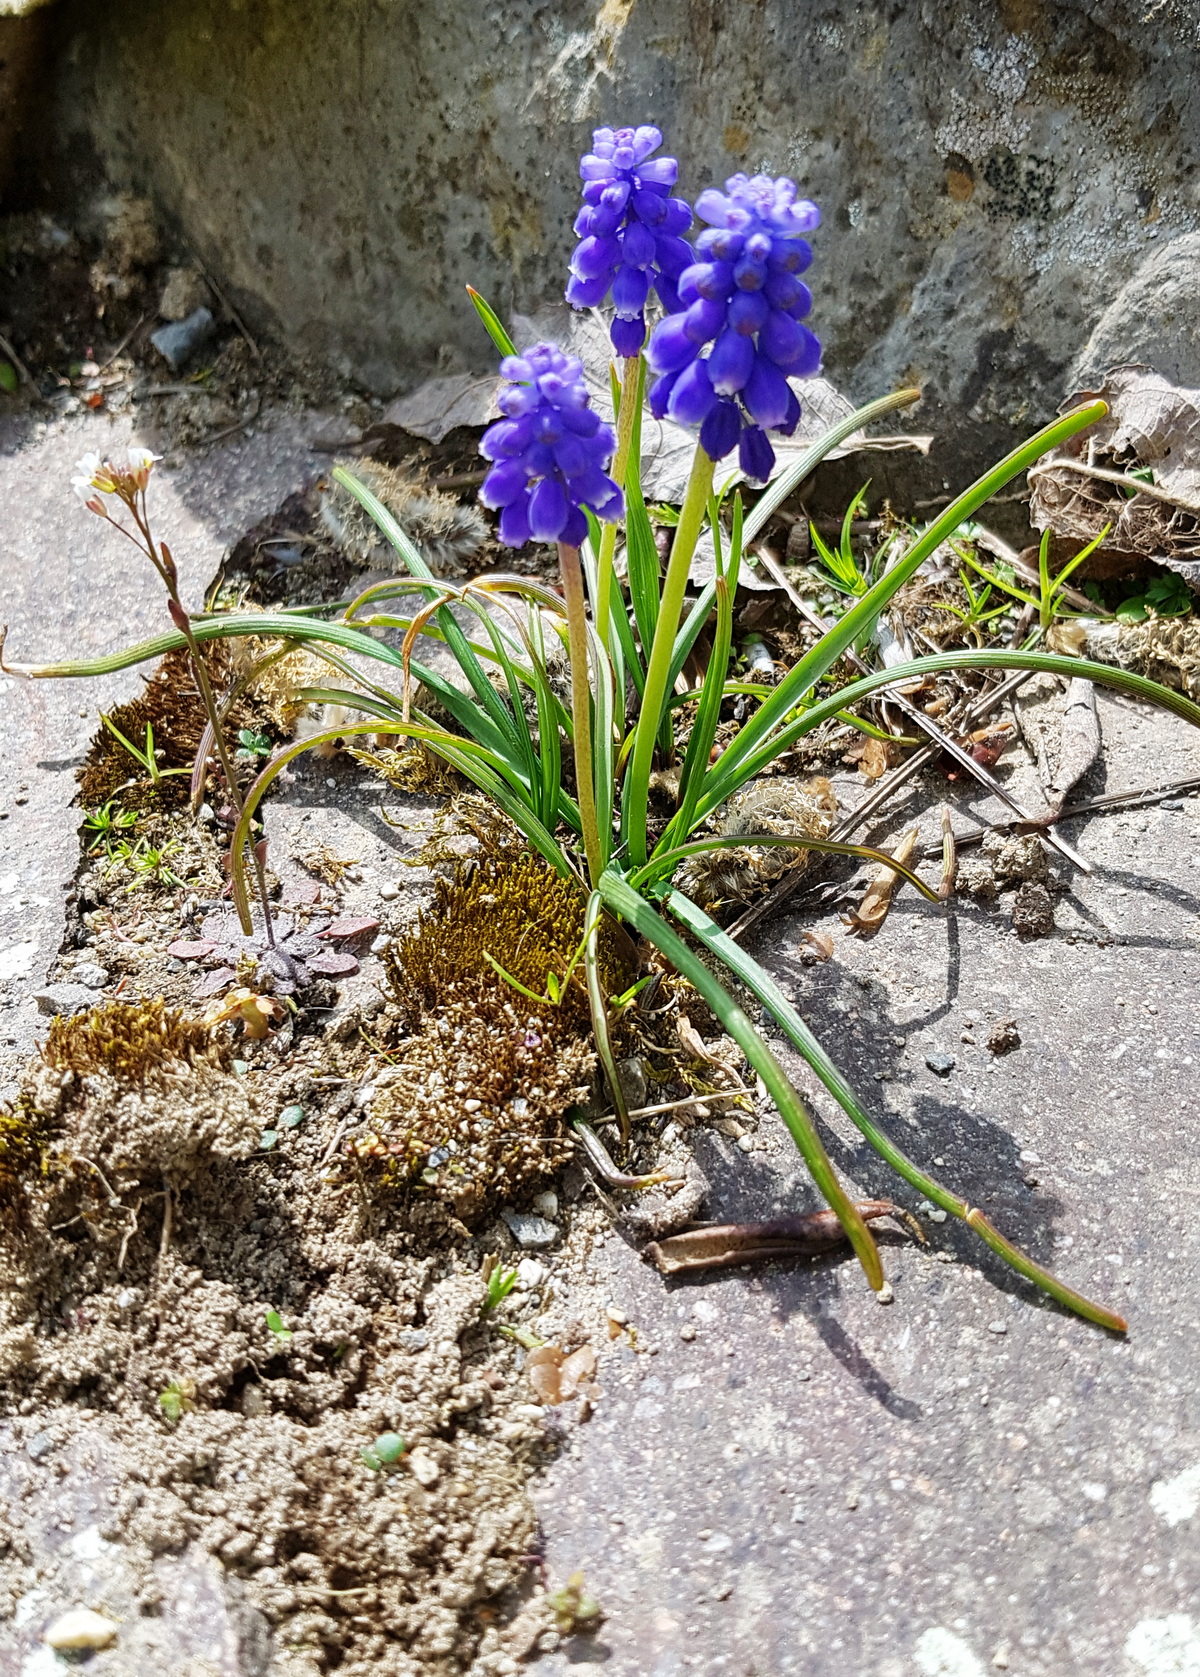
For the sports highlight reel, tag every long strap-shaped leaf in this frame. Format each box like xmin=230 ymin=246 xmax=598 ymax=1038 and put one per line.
xmin=690 ymin=647 xmax=1200 ymax=826
xmin=700 ymin=401 xmax=1108 ymax=806
xmin=596 ymin=868 xmax=884 ymax=1292
xmin=664 ymin=886 xmax=1127 ymax=1331
xmin=227 ymin=719 xmax=571 ymax=930
xmin=331 ymin=465 xmax=524 ymax=756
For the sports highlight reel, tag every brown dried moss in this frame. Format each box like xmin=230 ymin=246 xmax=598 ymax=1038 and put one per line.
xmin=366 ymin=845 xmax=639 ymax=1221
xmin=675 ymin=775 xmax=837 ymax=910
xmin=76 ymin=645 xmax=270 ymax=812
xmin=354 ymin=983 xmax=591 ymax=1222
xmin=43 ymin=997 xmax=229 ymax=1084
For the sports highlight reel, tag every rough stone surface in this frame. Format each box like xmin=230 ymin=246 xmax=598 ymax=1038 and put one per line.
xmin=0 ymin=1420 xmax=273 ymax=1675
xmin=29 ymin=0 xmax=1200 ymax=476
xmin=1069 ymin=232 xmax=1200 ymax=394
xmin=32 ymin=979 xmax=100 ymax=1015
xmin=528 ymin=699 xmax=1200 ymax=1677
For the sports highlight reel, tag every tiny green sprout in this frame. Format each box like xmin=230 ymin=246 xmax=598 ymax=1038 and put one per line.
xmin=0 ymin=360 xmax=18 ymax=395
xmin=236 ymin=727 xmax=273 ymax=762
xmin=360 ymin=1430 xmax=406 ymax=1471
xmin=99 ymin=713 xmax=190 ymax=786
xmin=259 ymin=1129 xmax=279 ymax=1150
xmin=279 ymin=1105 xmax=305 ymax=1129
xmin=265 ymin=1307 xmax=292 ymax=1344
xmin=546 ymin=1570 xmax=603 ymax=1636
xmin=480 ymin=1254 xmax=519 ymax=1315
xmin=83 ymin=801 xmax=138 ymax=853
xmin=158 ymin=1378 xmax=196 ymax=1426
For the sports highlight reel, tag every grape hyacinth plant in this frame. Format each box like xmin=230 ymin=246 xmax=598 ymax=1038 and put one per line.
xmin=19 ymin=125 xmax=1200 ymax=1342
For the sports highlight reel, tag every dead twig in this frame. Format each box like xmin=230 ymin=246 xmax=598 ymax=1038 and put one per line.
xmin=726 ymin=665 xmax=1035 ymax=942
xmin=919 ymin=775 xmax=1200 ymax=856
xmin=187 ymin=247 xmax=263 ymax=361
xmin=98 ymin=314 xmax=148 ymax=374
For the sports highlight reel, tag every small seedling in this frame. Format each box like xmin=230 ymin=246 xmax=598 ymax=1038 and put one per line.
xmin=0 ymin=361 xmax=18 ymax=395
xmin=360 ymin=1431 xmax=407 ymax=1471
xmin=546 ymin=1570 xmax=603 ymax=1636
xmin=265 ymin=1307 xmax=292 ymax=1344
xmin=235 ymin=727 xmax=273 ymax=761
xmin=480 ymin=1255 xmax=519 ymax=1315
xmin=158 ymin=1378 xmax=196 ymax=1425
xmin=99 ymin=713 xmax=191 ymax=787
xmin=83 ymin=800 xmax=138 ymax=853
xmin=106 ymin=835 xmax=187 ymax=890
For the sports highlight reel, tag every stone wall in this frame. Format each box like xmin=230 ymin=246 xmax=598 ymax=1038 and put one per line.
xmin=37 ymin=0 xmax=1200 ymax=473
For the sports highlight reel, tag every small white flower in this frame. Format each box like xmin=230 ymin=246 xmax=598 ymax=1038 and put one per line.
xmin=122 ymin=446 xmax=161 ymax=489
xmin=72 ymin=451 xmax=105 ymax=501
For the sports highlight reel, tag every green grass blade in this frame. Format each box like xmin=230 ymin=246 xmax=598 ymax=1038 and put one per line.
xmin=466 ymin=286 xmax=517 ymax=358
xmin=624 ymin=449 xmax=716 ymax=865
xmin=596 ymin=868 xmax=884 ymax=1291
xmin=664 ymin=887 xmax=1126 ymax=1332
xmin=695 ymin=401 xmax=1109 ymax=810
xmin=667 ymin=497 xmax=744 ymax=847
xmin=228 ymin=719 xmax=569 ymax=927
xmin=331 ymin=466 xmax=523 ymax=754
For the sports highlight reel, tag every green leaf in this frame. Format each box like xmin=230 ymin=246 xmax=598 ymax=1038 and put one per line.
xmin=466 ymin=286 xmax=517 ymax=358
xmin=265 ymin=1307 xmax=292 ymax=1342
xmin=694 ymin=400 xmax=1110 ymax=818
xmin=0 ymin=361 xmax=18 ymax=395
xmin=664 ymin=887 xmax=1127 ymax=1332
xmin=596 ymin=868 xmax=885 ymax=1292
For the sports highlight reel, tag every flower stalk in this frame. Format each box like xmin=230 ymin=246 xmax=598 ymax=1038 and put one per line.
xmin=72 ymin=450 xmax=276 ymax=944
xmin=557 ymin=541 xmax=604 ymax=885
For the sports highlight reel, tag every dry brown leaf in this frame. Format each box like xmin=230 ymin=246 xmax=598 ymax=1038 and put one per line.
xmin=801 ymin=929 xmax=835 ymax=961
xmin=1030 ymin=365 xmax=1200 ymax=587
xmin=842 ymin=827 xmax=919 ymax=935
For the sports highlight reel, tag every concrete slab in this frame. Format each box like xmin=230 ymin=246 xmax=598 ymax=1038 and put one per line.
xmin=0 ymin=406 xmax=328 ymax=1075
xmin=528 ymin=695 xmax=1200 ymax=1677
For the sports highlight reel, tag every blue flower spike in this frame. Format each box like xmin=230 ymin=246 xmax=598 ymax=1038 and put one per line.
xmin=646 ymin=173 xmax=821 ymax=483
xmin=479 ymin=342 xmax=624 ymax=548
xmin=566 ymin=125 xmax=694 ymax=359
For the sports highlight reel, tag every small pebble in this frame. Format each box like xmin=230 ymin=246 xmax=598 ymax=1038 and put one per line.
xmin=516 ymin=1257 xmax=547 ymax=1289
xmin=987 ymin=1319 xmax=1008 ymax=1334
xmin=532 ymin=1189 xmax=558 ymax=1217
xmin=407 ymin=1448 xmax=440 ymax=1486
xmin=380 ymin=883 xmax=400 ymax=901
xmin=501 ymin=1209 xmax=558 ymax=1249
xmin=25 ymin=1430 xmax=54 ymax=1461
xmin=1161 ymin=799 xmax=1184 ymax=811
xmin=925 ymin=1051 xmax=956 ymax=1075
xmin=44 ymin=1609 xmax=118 ymax=1651
xmin=679 ymin=1324 xmax=696 ymax=1342
xmin=875 ymin=1283 xmax=894 ymax=1305
xmin=736 ymin=1133 xmax=754 ymax=1152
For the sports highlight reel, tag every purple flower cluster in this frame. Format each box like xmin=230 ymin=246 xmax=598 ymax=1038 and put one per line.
xmin=646 ymin=173 xmax=821 ymax=482
xmin=566 ymin=125 xmax=694 ymax=358
xmin=479 ymin=342 xmax=623 ymax=548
